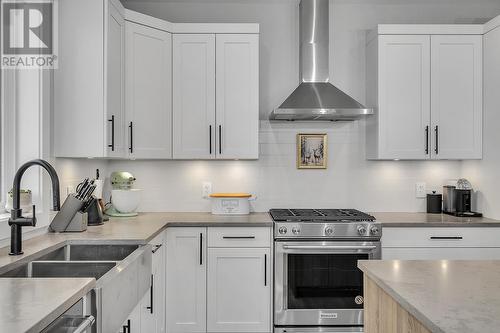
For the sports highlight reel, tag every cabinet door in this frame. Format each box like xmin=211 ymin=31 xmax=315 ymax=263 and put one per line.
xmin=106 ymin=0 xmax=126 ymax=158
xmin=207 ymin=248 xmax=271 ymax=332
xmin=378 ymin=35 xmax=431 ymax=159
xmin=173 ymin=34 xmax=216 ymax=159
xmin=430 ymin=35 xmax=482 ymax=159
xmin=166 ymin=228 xmax=207 ymax=332
xmin=216 ymin=34 xmax=259 ymax=159
xmin=126 ymin=22 xmax=172 ymax=159
xmin=117 ymin=302 xmax=140 ymax=333
xmin=141 ymin=233 xmax=166 ymax=333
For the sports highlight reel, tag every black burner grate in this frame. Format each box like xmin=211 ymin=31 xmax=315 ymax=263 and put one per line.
xmin=269 ymin=209 xmax=375 ymax=222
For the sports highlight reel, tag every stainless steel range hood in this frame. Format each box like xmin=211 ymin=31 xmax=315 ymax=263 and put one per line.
xmin=270 ymin=0 xmax=373 ymax=121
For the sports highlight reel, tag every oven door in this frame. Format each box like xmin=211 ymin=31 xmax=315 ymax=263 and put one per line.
xmin=274 ymin=240 xmax=381 ymax=327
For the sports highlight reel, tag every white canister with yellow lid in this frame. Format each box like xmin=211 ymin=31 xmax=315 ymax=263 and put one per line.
xmin=209 ymin=193 xmax=255 ymax=215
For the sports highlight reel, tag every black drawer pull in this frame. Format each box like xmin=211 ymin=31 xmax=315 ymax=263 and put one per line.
xmin=222 ymin=236 xmax=256 ymax=239
xmin=430 ymin=236 xmax=463 ymax=240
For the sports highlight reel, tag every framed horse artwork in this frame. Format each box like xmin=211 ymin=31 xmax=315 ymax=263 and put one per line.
xmin=297 ymin=133 xmax=328 ymax=169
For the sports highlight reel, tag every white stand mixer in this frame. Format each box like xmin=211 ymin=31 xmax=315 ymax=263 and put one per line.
xmin=105 ymin=172 xmax=142 ymax=217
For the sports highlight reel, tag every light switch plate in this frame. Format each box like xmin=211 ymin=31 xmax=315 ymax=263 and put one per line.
xmin=415 ymin=182 xmax=426 ymax=198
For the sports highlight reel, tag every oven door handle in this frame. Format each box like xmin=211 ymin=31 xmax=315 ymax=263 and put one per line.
xmin=282 ymin=245 xmax=377 ymax=250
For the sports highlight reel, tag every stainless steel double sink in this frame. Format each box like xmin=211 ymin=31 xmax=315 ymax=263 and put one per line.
xmin=0 ymin=243 xmax=152 ymax=333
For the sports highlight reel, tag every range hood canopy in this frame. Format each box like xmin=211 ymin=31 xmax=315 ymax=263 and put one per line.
xmin=270 ymin=0 xmax=373 ymax=121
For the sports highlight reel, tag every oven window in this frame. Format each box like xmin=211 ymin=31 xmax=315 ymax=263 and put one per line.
xmin=287 ymin=253 xmax=368 ymax=309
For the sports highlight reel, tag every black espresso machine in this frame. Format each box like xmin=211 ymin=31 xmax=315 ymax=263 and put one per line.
xmin=443 ymin=179 xmax=482 ymax=217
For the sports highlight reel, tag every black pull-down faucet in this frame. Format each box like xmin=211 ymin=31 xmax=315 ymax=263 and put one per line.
xmin=8 ymin=159 xmax=60 ymax=255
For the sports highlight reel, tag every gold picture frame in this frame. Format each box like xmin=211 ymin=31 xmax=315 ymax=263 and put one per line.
xmin=297 ymin=134 xmax=328 ymax=169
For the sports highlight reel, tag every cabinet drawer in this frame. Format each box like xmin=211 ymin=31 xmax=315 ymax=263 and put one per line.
xmin=382 ymin=227 xmax=500 ymax=248
xmin=208 ymin=227 xmax=271 ymax=248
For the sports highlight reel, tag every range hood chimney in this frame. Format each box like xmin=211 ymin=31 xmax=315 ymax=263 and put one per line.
xmin=270 ymin=0 xmax=373 ymax=121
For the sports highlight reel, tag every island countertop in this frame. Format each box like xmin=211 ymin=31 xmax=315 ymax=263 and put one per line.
xmin=358 ymin=260 xmax=500 ymax=333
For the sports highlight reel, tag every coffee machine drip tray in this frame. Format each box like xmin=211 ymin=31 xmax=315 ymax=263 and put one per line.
xmin=444 ymin=211 xmax=483 ymax=218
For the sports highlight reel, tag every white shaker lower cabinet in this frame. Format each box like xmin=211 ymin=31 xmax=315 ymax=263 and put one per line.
xmin=207 ymin=248 xmax=271 ymax=332
xmin=382 ymin=227 xmax=500 ymax=260
xmin=118 ymin=231 xmax=166 ymax=333
xmin=141 ymin=232 xmax=166 ymax=333
xmin=166 ymin=228 xmax=207 ymax=333
xmin=166 ymin=227 xmax=272 ymax=333
xmin=125 ymin=21 xmax=172 ymax=159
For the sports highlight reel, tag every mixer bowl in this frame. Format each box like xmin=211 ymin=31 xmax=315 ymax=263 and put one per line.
xmin=111 ymin=189 xmax=142 ymax=213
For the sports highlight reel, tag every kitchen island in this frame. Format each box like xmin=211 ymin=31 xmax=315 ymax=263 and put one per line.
xmin=358 ymin=260 xmax=500 ymax=333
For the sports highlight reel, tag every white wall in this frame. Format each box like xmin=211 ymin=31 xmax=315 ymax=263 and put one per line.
xmin=56 ymin=0 xmax=500 ymax=214
xmin=462 ymin=23 xmax=500 ymax=219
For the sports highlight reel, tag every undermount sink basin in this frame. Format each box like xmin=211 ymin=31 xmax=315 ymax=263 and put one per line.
xmin=37 ymin=244 xmax=140 ymax=261
xmin=0 ymin=261 xmax=117 ymax=279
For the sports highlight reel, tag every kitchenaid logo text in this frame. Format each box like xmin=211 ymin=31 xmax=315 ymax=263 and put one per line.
xmin=1 ymin=0 xmax=58 ymax=68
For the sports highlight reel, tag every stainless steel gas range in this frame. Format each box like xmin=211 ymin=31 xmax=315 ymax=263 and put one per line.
xmin=270 ymin=209 xmax=382 ymax=333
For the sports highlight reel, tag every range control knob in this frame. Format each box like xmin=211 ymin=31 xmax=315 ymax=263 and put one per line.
xmin=370 ymin=225 xmax=379 ymax=235
xmin=292 ymin=227 xmax=301 ymax=235
xmin=325 ymin=227 xmax=334 ymax=236
xmin=357 ymin=225 xmax=367 ymax=235
xmin=278 ymin=226 xmax=288 ymax=235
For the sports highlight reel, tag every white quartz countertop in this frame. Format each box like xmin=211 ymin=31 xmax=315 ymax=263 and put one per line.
xmin=358 ymin=260 xmax=500 ymax=333
xmin=1 ymin=278 xmax=95 ymax=333
xmin=372 ymin=212 xmax=500 ymax=227
xmin=0 ymin=212 xmax=271 ymax=332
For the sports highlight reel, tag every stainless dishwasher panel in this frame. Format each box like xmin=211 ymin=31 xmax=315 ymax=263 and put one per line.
xmin=95 ymin=244 xmax=152 ymax=333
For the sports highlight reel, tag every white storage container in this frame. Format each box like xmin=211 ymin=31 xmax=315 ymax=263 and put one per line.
xmin=209 ymin=193 xmax=254 ymax=215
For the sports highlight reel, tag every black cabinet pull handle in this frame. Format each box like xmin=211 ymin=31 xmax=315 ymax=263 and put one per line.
xmin=425 ymin=126 xmax=429 ymax=155
xmin=122 ymin=319 xmax=131 ymax=333
xmin=209 ymin=125 xmax=212 ymax=155
xmin=129 ymin=121 xmax=133 ymax=154
xmin=152 ymin=244 xmax=162 ymax=253
xmin=430 ymin=236 xmax=463 ymax=240
xmin=108 ymin=115 xmax=115 ymax=151
xmin=434 ymin=125 xmax=439 ymax=155
xmin=199 ymin=233 xmax=203 ymax=265
xmin=264 ymin=254 xmax=267 ymax=286
xmin=218 ymin=125 xmax=222 ymax=155
xmin=222 ymin=236 xmax=256 ymax=239
xmin=146 ymin=274 xmax=154 ymax=314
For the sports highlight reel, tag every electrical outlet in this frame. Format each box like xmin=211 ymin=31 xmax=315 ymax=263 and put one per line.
xmin=415 ymin=182 xmax=427 ymax=198
xmin=66 ymin=186 xmax=75 ymax=196
xmin=202 ymin=182 xmax=212 ymax=199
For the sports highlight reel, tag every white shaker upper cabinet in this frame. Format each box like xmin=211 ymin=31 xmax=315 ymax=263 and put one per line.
xmin=55 ymin=0 xmax=126 ymax=158
xmin=430 ymin=35 xmax=483 ymax=159
xmin=216 ymin=34 xmax=259 ymax=159
xmin=366 ymin=35 xmax=431 ymax=160
xmin=173 ymin=34 xmax=216 ymax=159
xmin=125 ymin=22 xmax=172 ymax=159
